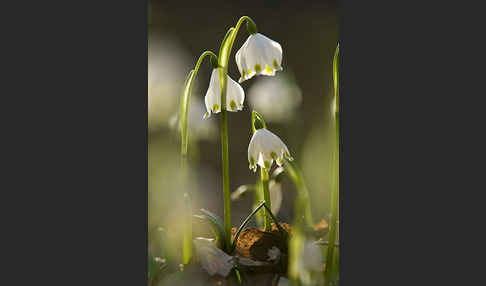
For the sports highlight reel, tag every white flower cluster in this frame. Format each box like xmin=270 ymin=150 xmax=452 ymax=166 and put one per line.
xmin=204 ymin=32 xmax=283 ymax=118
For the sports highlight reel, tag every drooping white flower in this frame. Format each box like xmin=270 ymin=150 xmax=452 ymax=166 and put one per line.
xmin=204 ymin=69 xmax=245 ymax=118
xmin=235 ymin=33 xmax=283 ymax=83
xmin=248 ymin=128 xmax=292 ymax=172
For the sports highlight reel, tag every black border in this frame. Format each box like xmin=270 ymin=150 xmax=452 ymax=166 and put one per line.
xmin=5 ymin=0 xmax=481 ymax=284
xmin=3 ymin=0 xmax=148 ymax=284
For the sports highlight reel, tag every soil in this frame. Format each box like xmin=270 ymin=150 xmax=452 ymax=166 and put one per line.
xmin=155 ymin=220 xmax=328 ymax=286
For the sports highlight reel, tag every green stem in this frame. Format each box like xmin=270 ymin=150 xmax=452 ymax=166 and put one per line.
xmin=181 ymin=51 xmax=217 ymax=158
xmin=325 ymin=43 xmax=340 ymax=285
xmin=330 ymin=242 xmax=340 ymax=283
xmin=234 ymin=16 xmax=258 ymax=37
xmin=217 ymin=16 xmax=257 ymax=253
xmin=253 ymin=179 xmax=264 ymax=227
xmin=260 ymin=168 xmax=272 ymax=231
xmin=179 ymin=50 xmax=217 ymax=264
xmin=251 ymin=110 xmax=267 ymax=133
xmin=180 ymin=70 xmax=193 ymax=264
xmin=194 ymin=51 xmax=218 ymax=74
xmin=182 ymin=193 xmax=192 ymax=264
xmin=220 ymin=104 xmax=231 ymax=253
xmin=250 ymin=111 xmax=271 ymax=230
xmin=324 ymin=115 xmax=339 ymax=282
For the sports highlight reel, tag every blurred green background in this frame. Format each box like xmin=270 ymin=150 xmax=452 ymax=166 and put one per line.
xmin=148 ymin=0 xmax=338 ymax=264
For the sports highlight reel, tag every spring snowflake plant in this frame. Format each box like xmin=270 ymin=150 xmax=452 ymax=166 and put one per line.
xmin=178 ymin=16 xmax=283 ymax=260
xmin=163 ymin=15 xmax=340 ymax=286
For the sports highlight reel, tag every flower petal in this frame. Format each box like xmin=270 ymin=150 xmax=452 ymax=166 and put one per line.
xmin=248 ymin=133 xmax=260 ymax=172
xmin=236 ymin=33 xmax=283 ymax=82
xmin=226 ymin=76 xmax=245 ymax=111
xmin=205 ymin=69 xmax=245 ymax=116
xmin=256 ymin=33 xmax=283 ymax=71
xmin=248 ymin=128 xmax=291 ymax=171
xmin=235 ymin=46 xmax=248 ymax=82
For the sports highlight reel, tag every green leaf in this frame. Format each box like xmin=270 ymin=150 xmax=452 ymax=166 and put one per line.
xmin=230 ymin=201 xmax=288 ymax=253
xmin=325 ymin=43 xmax=340 ymax=286
xmin=333 ymin=43 xmax=339 ymax=112
xmin=234 ymin=267 xmax=242 ymax=283
xmin=231 ymin=201 xmax=266 ymax=253
xmin=148 ymin=252 xmax=165 ymax=285
xmin=196 ymin=209 xmax=226 ymax=250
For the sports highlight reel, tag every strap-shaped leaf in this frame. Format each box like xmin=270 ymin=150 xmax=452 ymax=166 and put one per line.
xmin=196 ymin=209 xmax=226 ymax=250
xmin=325 ymin=43 xmax=340 ymax=286
xmin=231 ymin=201 xmax=265 ymax=253
xmin=230 ymin=201 xmax=289 ymax=253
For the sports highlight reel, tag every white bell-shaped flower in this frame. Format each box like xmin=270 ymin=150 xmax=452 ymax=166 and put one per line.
xmin=235 ymin=33 xmax=283 ymax=83
xmin=248 ymin=128 xmax=292 ymax=172
xmin=204 ymin=69 xmax=245 ymax=119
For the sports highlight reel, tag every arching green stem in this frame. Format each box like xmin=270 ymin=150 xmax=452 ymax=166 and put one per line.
xmin=179 ymin=50 xmax=217 ymax=264
xmin=217 ymin=16 xmax=257 ymax=253
xmin=251 ymin=110 xmax=267 ymax=133
xmin=180 ymin=51 xmax=218 ymax=158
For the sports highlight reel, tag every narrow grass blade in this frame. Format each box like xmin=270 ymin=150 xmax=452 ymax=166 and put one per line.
xmin=230 ymin=201 xmax=289 ymax=254
xmin=324 ymin=43 xmax=340 ymax=285
xmin=230 ymin=201 xmax=265 ymax=253
xmin=234 ymin=267 xmax=242 ymax=284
